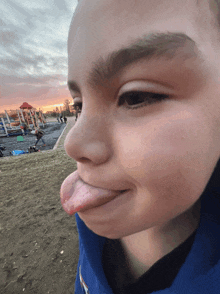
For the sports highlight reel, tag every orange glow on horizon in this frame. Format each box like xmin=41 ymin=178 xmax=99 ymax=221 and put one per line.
xmin=0 ymin=99 xmax=73 ymax=114
xmin=52 ymin=103 xmax=64 ymax=108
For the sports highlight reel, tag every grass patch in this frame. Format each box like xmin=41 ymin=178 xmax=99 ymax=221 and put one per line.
xmin=1 ymin=148 xmax=77 ymax=194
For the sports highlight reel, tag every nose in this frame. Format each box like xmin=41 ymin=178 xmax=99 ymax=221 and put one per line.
xmin=64 ymin=112 xmax=112 ymax=165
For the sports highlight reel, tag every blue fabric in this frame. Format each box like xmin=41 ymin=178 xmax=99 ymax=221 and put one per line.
xmin=11 ymin=150 xmax=28 ymax=156
xmin=74 ymin=164 xmax=220 ymax=294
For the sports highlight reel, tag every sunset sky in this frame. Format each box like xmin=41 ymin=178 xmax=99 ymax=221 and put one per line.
xmin=0 ymin=0 xmax=78 ymax=113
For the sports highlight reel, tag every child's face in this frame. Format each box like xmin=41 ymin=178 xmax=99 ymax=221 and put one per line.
xmin=65 ymin=0 xmax=220 ymax=238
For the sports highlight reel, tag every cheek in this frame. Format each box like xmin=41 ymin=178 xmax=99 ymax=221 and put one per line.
xmin=115 ymin=110 xmax=215 ymax=198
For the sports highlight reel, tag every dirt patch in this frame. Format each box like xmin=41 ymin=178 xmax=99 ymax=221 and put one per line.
xmin=0 ymin=148 xmax=79 ymax=293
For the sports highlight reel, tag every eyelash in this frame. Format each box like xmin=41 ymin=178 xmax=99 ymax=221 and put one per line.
xmin=73 ymin=91 xmax=169 ymax=111
xmin=118 ymin=91 xmax=169 ymax=110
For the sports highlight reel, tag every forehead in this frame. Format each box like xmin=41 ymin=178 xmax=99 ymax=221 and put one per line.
xmin=68 ymin=0 xmax=217 ymax=84
xmin=70 ymin=0 xmax=199 ymax=34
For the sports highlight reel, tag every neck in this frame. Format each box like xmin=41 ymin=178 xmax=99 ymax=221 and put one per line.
xmin=119 ymin=199 xmax=201 ymax=280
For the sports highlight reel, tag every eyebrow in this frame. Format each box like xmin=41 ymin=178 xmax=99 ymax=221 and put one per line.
xmin=68 ymin=32 xmax=199 ymax=92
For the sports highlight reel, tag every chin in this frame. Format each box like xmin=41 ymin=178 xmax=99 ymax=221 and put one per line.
xmin=85 ymin=222 xmax=129 ymax=239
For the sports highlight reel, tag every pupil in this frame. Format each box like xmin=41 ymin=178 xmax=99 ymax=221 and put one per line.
xmin=126 ymin=92 xmax=145 ymax=105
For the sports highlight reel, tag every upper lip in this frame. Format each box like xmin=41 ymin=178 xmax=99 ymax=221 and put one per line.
xmin=78 ymin=174 xmax=129 ymax=193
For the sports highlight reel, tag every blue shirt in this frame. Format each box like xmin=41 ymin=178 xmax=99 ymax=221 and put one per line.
xmin=74 ymin=165 xmax=220 ymax=294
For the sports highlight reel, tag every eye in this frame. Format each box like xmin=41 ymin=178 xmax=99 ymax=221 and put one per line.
xmin=118 ymin=91 xmax=169 ymax=109
xmin=73 ymin=96 xmax=82 ymax=111
xmin=73 ymin=102 xmax=82 ymax=111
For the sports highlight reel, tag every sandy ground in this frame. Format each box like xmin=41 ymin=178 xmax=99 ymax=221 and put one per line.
xmin=0 ymin=122 xmax=66 ymax=157
xmin=0 ymin=117 xmax=80 ymax=294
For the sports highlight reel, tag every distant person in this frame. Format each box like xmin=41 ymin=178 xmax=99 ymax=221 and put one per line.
xmin=0 ymin=144 xmax=6 ymax=157
xmin=60 ymin=114 xmax=63 ymax=123
xmin=64 ymin=116 xmax=67 ymax=124
xmin=20 ymin=121 xmax=28 ymax=135
xmin=57 ymin=117 xmax=60 ymax=123
xmin=34 ymin=128 xmax=46 ymax=147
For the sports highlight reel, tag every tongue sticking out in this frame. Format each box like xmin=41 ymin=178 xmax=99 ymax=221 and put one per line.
xmin=60 ymin=171 xmax=120 ymax=215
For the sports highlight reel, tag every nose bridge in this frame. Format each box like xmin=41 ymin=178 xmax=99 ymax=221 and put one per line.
xmin=65 ymin=110 xmax=112 ymax=164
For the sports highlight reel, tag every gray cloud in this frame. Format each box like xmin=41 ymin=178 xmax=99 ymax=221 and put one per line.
xmin=1 ymin=30 xmax=20 ymax=47
xmin=1 ymin=72 xmax=69 ymax=108
xmin=0 ymin=0 xmax=77 ymax=111
xmin=0 ymin=51 xmax=67 ymax=78
xmin=6 ymin=0 xmax=33 ymax=19
xmin=54 ymin=0 xmax=68 ymax=11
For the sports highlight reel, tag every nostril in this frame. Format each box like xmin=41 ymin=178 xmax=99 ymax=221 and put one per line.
xmin=79 ymin=157 xmax=91 ymax=163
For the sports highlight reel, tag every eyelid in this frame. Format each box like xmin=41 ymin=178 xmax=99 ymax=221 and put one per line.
xmin=72 ymin=96 xmax=82 ymax=103
xmin=117 ymin=80 xmax=175 ymax=97
xmin=69 ymin=88 xmax=81 ymax=98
